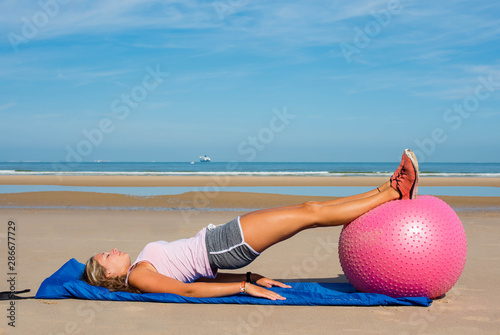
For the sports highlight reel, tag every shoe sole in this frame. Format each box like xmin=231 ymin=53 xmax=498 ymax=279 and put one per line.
xmin=404 ymin=149 xmax=419 ymax=199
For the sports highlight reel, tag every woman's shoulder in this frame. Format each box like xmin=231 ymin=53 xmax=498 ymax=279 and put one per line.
xmin=127 ymin=261 xmax=187 ymax=294
xmin=129 ymin=260 xmax=157 ymax=274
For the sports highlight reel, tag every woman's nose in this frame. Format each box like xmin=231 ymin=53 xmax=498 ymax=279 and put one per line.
xmin=111 ymin=248 xmax=117 ymax=254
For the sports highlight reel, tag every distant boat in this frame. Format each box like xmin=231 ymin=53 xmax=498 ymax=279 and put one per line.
xmin=199 ymin=155 xmax=211 ymax=162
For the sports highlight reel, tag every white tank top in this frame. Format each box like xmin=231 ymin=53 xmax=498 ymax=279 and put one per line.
xmin=126 ymin=228 xmax=215 ymax=284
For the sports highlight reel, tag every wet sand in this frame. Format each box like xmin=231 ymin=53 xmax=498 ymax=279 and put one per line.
xmin=1 ymin=175 xmax=500 ymax=187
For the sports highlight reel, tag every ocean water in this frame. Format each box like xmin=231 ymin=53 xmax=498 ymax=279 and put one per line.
xmin=1 ymin=161 xmax=500 ymax=177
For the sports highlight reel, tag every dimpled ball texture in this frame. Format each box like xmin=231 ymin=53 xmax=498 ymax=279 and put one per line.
xmin=338 ymin=196 xmax=467 ymax=299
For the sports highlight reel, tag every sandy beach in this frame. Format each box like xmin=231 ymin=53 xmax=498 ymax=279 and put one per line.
xmin=1 ymin=176 xmax=499 ymax=334
xmin=2 ymin=175 xmax=500 ymax=187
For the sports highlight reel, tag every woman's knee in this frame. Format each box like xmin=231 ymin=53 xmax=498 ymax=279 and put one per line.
xmin=299 ymin=201 xmax=321 ymax=218
xmin=300 ymin=201 xmax=331 ymax=228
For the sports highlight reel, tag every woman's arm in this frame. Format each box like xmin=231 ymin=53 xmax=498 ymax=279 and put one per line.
xmin=128 ymin=267 xmax=287 ymax=300
xmin=196 ymin=272 xmax=291 ymax=290
xmin=195 ymin=272 xmax=256 ymax=283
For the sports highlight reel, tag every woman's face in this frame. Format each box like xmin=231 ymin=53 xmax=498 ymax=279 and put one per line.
xmin=94 ymin=248 xmax=131 ymax=277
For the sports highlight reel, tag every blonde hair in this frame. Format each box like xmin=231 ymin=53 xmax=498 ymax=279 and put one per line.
xmin=82 ymin=257 xmax=141 ymax=294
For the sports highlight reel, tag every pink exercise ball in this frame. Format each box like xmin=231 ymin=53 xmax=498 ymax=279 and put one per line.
xmin=338 ymin=196 xmax=467 ymax=299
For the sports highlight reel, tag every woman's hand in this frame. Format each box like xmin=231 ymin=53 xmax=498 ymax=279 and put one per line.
xmin=245 ymin=283 xmax=286 ymax=301
xmin=245 ymin=274 xmax=291 ymax=300
xmin=254 ymin=276 xmax=292 ymax=289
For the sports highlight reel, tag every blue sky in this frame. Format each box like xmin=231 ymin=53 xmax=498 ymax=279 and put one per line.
xmin=0 ymin=0 xmax=499 ymax=163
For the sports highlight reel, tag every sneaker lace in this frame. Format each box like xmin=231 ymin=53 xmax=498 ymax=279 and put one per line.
xmin=393 ymin=167 xmax=407 ymax=186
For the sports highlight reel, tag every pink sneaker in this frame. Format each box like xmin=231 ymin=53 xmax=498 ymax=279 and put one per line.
xmin=390 ymin=149 xmax=419 ymax=199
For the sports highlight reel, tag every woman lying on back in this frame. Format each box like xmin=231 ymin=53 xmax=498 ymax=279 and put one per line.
xmin=83 ymin=149 xmax=419 ymax=300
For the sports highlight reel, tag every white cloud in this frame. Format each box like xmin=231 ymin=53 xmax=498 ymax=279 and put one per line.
xmin=0 ymin=0 xmax=218 ymax=40
xmin=1 ymin=1 xmax=499 ymax=112
xmin=0 ymin=102 xmax=16 ymax=111
xmin=173 ymin=68 xmax=255 ymax=83
xmin=32 ymin=113 xmax=64 ymax=119
xmin=3 ymin=0 xmax=499 ymax=63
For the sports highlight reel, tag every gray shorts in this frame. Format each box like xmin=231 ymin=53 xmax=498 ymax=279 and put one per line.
xmin=205 ymin=217 xmax=260 ymax=272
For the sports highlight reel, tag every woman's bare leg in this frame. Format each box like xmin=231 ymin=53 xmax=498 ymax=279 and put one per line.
xmin=247 ymin=181 xmax=392 ymax=216
xmin=244 ymin=181 xmax=391 ymax=216
xmin=240 ymin=186 xmax=399 ymax=253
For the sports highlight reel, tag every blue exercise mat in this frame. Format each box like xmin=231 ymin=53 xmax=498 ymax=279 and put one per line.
xmin=35 ymin=259 xmax=431 ymax=307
